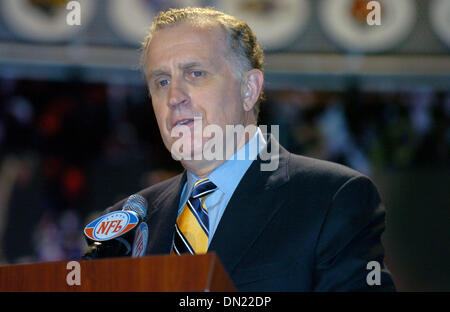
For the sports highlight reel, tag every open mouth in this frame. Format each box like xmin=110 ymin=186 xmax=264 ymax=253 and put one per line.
xmin=173 ymin=118 xmax=195 ymax=129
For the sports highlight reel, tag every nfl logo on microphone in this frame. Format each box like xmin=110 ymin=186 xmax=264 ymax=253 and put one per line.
xmin=84 ymin=211 xmax=139 ymax=241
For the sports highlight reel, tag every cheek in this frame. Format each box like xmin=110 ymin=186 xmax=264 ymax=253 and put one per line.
xmin=152 ymin=102 xmax=170 ymax=140
xmin=152 ymin=104 xmax=164 ymax=129
xmin=220 ymin=95 xmax=244 ymax=126
xmin=198 ymin=85 xmax=242 ymax=126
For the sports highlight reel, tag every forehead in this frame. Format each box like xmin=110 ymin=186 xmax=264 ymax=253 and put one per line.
xmin=145 ymin=23 xmax=229 ymax=71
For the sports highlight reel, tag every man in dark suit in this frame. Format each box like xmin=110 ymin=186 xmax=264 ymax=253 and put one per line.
xmin=107 ymin=7 xmax=396 ymax=291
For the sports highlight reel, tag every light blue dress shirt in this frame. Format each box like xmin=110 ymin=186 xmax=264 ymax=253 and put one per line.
xmin=178 ymin=127 xmax=267 ymax=247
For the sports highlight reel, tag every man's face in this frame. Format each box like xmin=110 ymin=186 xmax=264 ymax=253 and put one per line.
xmin=145 ymin=23 xmax=250 ymax=163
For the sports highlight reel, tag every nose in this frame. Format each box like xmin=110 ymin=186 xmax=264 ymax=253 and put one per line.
xmin=167 ymin=78 xmax=189 ymax=109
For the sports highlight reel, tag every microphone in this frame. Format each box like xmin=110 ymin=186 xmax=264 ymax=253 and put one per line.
xmin=82 ymin=194 xmax=149 ymax=260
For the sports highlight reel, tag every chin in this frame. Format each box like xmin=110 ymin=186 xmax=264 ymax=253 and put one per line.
xmin=167 ymin=137 xmax=202 ymax=161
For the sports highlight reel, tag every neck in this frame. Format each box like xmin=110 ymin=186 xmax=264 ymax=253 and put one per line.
xmin=181 ymin=124 xmax=257 ymax=178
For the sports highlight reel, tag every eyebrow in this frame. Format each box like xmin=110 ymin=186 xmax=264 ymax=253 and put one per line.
xmin=181 ymin=62 xmax=203 ymax=71
xmin=148 ymin=61 xmax=206 ymax=80
xmin=149 ymin=69 xmax=169 ymax=81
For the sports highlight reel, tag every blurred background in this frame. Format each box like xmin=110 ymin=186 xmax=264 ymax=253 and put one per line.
xmin=0 ymin=0 xmax=448 ymax=291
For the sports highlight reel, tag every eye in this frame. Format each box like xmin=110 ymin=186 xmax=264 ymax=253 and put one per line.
xmin=191 ymin=71 xmax=204 ymax=78
xmin=157 ymin=79 xmax=169 ymax=87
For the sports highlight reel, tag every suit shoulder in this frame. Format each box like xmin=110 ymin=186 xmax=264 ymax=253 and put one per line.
xmin=140 ymin=173 xmax=184 ymax=196
xmin=289 ymin=153 xmax=362 ymax=178
xmin=287 ymin=153 xmax=369 ymax=191
xmin=106 ymin=173 xmax=184 ymax=213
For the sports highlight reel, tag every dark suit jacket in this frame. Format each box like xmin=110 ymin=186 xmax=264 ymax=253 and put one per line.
xmin=107 ymin=136 xmax=396 ymax=291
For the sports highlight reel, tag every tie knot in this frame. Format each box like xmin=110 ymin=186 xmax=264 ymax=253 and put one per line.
xmin=191 ymin=178 xmax=217 ymax=199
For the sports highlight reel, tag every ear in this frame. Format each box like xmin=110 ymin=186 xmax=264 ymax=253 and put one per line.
xmin=241 ymin=69 xmax=264 ymax=112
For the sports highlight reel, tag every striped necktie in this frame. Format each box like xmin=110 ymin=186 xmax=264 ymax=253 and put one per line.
xmin=173 ymin=178 xmax=217 ymax=255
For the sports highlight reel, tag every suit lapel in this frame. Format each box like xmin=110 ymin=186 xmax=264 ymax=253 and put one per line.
xmin=208 ymin=136 xmax=290 ymax=274
xmin=146 ymin=171 xmax=187 ymax=255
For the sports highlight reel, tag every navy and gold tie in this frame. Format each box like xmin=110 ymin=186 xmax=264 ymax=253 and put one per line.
xmin=173 ymin=178 xmax=217 ymax=255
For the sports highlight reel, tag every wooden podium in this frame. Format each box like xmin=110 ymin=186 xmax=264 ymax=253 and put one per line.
xmin=0 ymin=253 xmax=236 ymax=292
